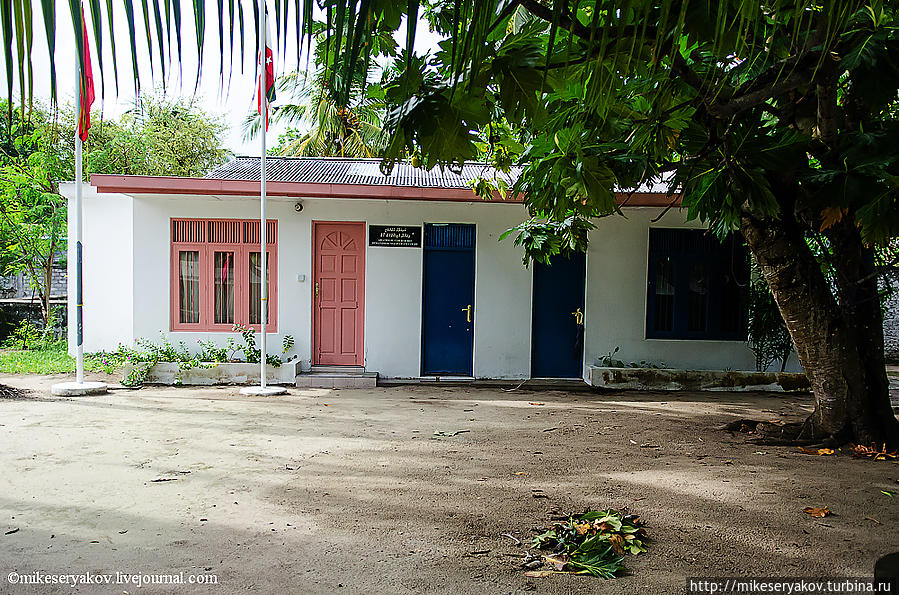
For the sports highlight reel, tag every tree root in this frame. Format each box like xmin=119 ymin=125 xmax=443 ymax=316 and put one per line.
xmin=720 ymin=418 xmax=821 ymax=446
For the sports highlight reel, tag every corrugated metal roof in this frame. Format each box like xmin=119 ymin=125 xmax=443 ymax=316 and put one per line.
xmin=205 ymin=156 xmax=522 ymax=189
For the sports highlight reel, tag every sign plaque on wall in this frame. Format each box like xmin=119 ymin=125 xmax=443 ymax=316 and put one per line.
xmin=369 ymin=225 xmax=422 ymax=248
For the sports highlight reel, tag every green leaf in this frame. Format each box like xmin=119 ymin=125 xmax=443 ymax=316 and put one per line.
xmin=13 ymin=0 xmax=25 ymax=117
xmin=192 ymin=0 xmax=206 ymax=91
xmin=122 ymin=0 xmax=141 ymax=94
xmin=173 ymin=0 xmax=184 ymax=79
xmin=39 ymin=0 xmax=56 ymax=105
xmin=105 ymin=0 xmax=120 ymax=95
xmin=151 ymin=0 xmax=167 ymax=89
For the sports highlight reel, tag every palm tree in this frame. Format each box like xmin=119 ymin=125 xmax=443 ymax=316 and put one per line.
xmin=243 ymin=68 xmax=387 ymax=157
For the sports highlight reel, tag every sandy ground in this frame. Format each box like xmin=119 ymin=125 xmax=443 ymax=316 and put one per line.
xmin=0 ymin=374 xmax=897 ymax=595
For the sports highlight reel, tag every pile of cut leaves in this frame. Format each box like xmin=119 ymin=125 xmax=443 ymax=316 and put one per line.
xmin=525 ymin=509 xmax=648 ymax=578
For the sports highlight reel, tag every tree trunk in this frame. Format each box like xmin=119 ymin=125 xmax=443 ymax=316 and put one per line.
xmin=41 ymin=262 xmax=51 ymax=325
xmin=741 ymin=213 xmax=899 ymax=448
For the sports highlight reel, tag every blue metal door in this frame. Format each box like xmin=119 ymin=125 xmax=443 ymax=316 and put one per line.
xmin=422 ymin=224 xmax=475 ymax=376
xmin=531 ymin=252 xmax=586 ymax=378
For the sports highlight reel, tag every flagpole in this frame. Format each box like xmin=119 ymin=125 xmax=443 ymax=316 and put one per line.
xmin=75 ymin=83 xmax=84 ymax=385
xmin=242 ymin=1 xmax=285 ymax=397
xmin=52 ymin=7 xmax=106 ymax=396
xmin=259 ymin=0 xmax=268 ymax=390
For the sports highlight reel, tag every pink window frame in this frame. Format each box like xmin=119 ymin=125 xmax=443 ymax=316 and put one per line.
xmin=170 ymin=219 xmax=278 ymax=332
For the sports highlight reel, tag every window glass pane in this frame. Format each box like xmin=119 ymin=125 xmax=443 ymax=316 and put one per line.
xmin=720 ymin=248 xmax=749 ymax=336
xmin=178 ymin=251 xmax=200 ymax=324
xmin=688 ymin=262 xmax=709 ymax=332
xmin=249 ymin=252 xmax=270 ymax=324
xmin=654 ymin=258 xmax=675 ymax=332
xmin=214 ymin=252 xmax=234 ymax=324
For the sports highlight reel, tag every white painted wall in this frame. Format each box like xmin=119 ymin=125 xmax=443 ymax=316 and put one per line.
xmin=584 ymin=207 xmax=760 ymax=372
xmin=63 ymin=186 xmax=773 ymax=378
xmin=64 ymin=184 xmax=135 ymax=353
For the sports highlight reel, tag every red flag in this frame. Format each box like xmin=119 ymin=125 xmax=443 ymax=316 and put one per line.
xmin=257 ymin=13 xmax=276 ymax=131
xmin=76 ymin=5 xmax=95 ymax=142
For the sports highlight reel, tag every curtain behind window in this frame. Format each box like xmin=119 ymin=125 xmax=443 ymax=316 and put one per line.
xmin=179 ymin=251 xmax=200 ymax=324
xmin=214 ymin=252 xmax=234 ymax=324
xmin=249 ymin=252 xmax=269 ymax=324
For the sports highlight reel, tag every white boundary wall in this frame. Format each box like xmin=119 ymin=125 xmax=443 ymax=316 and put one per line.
xmin=63 ymin=184 xmax=763 ymax=379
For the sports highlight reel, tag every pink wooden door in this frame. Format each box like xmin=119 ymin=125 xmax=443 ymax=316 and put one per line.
xmin=313 ymin=222 xmax=365 ymax=366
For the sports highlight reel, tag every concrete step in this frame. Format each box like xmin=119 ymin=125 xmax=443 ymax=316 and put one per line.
xmin=310 ymin=365 xmax=367 ymax=374
xmin=296 ymin=370 xmax=378 ymax=389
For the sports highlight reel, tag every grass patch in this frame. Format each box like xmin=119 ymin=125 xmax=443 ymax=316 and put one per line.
xmin=0 ymin=343 xmax=76 ymax=374
xmin=0 ymin=342 xmax=116 ymax=375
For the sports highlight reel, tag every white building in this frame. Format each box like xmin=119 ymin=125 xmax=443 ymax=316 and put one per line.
xmin=62 ymin=157 xmax=761 ymax=384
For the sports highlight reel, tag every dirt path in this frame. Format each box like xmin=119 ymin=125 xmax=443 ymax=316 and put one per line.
xmin=0 ymin=375 xmax=897 ymax=594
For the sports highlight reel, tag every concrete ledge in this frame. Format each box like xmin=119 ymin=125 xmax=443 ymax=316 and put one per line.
xmin=295 ymin=372 xmax=378 ymax=389
xmin=127 ymin=361 xmax=300 ymax=386
xmin=587 ymin=366 xmax=810 ymax=392
xmin=51 ymin=381 xmax=108 ymax=396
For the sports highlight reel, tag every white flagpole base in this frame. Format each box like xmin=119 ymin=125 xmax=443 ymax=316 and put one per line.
xmin=51 ymin=381 xmax=108 ymax=396
xmin=240 ymin=385 xmax=287 ymax=396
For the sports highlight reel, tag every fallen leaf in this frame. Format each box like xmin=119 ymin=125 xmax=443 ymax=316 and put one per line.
xmin=803 ymin=506 xmax=832 ymax=518
xmin=797 ymin=446 xmax=833 ymax=455
xmin=4 ymin=528 xmax=19 ymax=535
xmin=881 ymin=490 xmax=895 ymax=497
xmin=543 ymin=553 xmax=568 ymax=571
xmin=513 ymin=472 xmax=528 ymax=476
xmin=633 ymin=497 xmax=646 ymax=501
xmin=573 ymin=522 xmax=591 ymax=535
xmin=608 ymin=534 xmax=626 ymax=555
xmin=849 ymin=444 xmax=899 ymax=460
xmin=433 ymin=430 xmax=470 ymax=437
xmin=529 ymin=402 xmax=545 ymax=406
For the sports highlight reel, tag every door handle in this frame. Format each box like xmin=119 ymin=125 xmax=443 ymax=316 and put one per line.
xmin=461 ymin=304 xmax=472 ymax=323
xmin=572 ymin=307 xmax=584 ymax=325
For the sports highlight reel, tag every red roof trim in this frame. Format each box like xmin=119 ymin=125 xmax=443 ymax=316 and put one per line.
xmin=89 ymin=174 xmax=681 ymax=207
